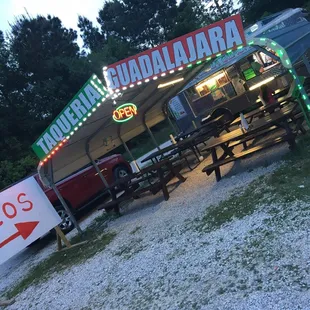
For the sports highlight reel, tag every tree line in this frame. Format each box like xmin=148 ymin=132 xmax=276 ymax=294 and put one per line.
xmin=0 ymin=0 xmax=306 ymax=189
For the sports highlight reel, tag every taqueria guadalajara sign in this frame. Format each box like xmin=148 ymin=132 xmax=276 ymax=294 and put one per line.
xmin=103 ymin=14 xmax=246 ymax=90
xmin=32 ymin=75 xmax=109 ymax=161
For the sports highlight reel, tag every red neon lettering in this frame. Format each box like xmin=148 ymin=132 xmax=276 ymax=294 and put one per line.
xmin=113 ymin=110 xmax=120 ymax=120
xmin=18 ymin=193 xmax=33 ymax=212
xmin=129 ymin=106 xmax=138 ymax=115
xmin=119 ymin=109 xmax=126 ymax=118
xmin=2 ymin=202 xmax=17 ymax=219
xmin=124 ymin=107 xmax=131 ymax=117
xmin=113 ymin=105 xmax=137 ymax=121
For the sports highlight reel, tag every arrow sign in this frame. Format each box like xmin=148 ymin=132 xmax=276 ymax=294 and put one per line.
xmin=0 ymin=221 xmax=39 ymax=248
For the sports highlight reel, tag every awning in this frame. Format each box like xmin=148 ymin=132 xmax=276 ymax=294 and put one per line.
xmin=31 ymin=15 xmax=248 ymax=183
xmin=50 ymin=64 xmax=205 ymax=182
xmin=29 ymin=14 xmax=264 ymax=187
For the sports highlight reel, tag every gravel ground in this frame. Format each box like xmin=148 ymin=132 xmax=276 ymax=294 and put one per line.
xmin=2 ymin=142 xmax=310 ymax=309
xmin=0 ymin=140 xmax=174 ymax=296
xmin=0 ymin=209 xmax=101 ymax=295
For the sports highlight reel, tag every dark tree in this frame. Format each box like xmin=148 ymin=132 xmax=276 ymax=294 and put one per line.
xmin=78 ymin=15 xmax=138 ymax=69
xmin=0 ymin=15 xmax=94 ymax=189
xmin=206 ymin=0 xmax=238 ymax=22
xmin=78 ymin=16 xmax=105 ymax=52
xmin=167 ymin=0 xmax=211 ymax=40
xmin=239 ymin=0 xmax=305 ymax=24
xmin=96 ymin=0 xmax=178 ymax=48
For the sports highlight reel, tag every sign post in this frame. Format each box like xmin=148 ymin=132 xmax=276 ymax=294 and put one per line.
xmin=47 ymin=159 xmax=83 ymax=236
xmin=0 ymin=177 xmax=64 ymax=265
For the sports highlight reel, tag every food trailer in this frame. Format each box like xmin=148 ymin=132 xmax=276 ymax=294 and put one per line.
xmin=169 ymin=13 xmax=310 ymax=133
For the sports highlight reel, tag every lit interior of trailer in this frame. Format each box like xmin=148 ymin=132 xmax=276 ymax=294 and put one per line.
xmin=182 ymin=49 xmax=287 ymax=117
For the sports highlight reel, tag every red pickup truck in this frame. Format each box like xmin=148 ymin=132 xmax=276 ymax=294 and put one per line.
xmin=34 ymin=154 xmax=132 ymax=233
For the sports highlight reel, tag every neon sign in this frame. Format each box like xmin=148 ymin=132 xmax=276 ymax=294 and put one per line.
xmin=113 ymin=103 xmax=138 ymax=123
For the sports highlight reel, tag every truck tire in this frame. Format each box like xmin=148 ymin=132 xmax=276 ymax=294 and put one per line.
xmin=54 ymin=205 xmax=74 ymax=234
xmin=113 ymin=166 xmax=130 ymax=181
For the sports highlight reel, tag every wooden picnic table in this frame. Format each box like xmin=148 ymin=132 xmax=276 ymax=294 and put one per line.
xmin=175 ymin=115 xmax=225 ymax=142
xmin=201 ymin=104 xmax=303 ymax=182
xmin=142 ymin=130 xmax=204 ymax=163
xmin=231 ymin=96 xmax=300 ymax=127
xmin=141 ymin=133 xmax=199 ymax=163
xmin=98 ymin=158 xmax=187 ymax=213
xmin=141 ymin=124 xmax=219 ymax=170
xmin=200 ymin=114 xmax=226 ymax=126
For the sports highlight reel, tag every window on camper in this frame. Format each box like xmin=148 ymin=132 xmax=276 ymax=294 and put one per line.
xmin=194 ymin=70 xmax=237 ymax=104
xmin=195 ymin=71 xmax=229 ymax=97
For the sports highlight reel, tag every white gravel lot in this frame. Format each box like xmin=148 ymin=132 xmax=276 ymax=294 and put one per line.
xmin=0 ymin=208 xmax=101 ymax=296
xmin=2 ymin=143 xmax=310 ymax=309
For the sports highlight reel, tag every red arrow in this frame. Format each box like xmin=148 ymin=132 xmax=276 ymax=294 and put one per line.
xmin=0 ymin=221 xmax=39 ymax=248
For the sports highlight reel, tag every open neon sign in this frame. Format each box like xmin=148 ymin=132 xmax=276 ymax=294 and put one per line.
xmin=112 ymin=103 xmax=138 ymax=123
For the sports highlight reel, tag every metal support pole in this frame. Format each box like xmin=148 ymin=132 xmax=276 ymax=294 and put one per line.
xmin=142 ymin=113 xmax=160 ymax=150
xmin=47 ymin=160 xmax=83 ymax=235
xmin=117 ymin=125 xmax=140 ymax=172
xmin=145 ymin=124 xmax=161 ymax=150
xmin=85 ymin=143 xmax=110 ymax=189
xmin=123 ymin=140 xmax=140 ymax=172
xmin=167 ymin=116 xmax=178 ymax=135
xmin=163 ymin=103 xmax=178 ymax=135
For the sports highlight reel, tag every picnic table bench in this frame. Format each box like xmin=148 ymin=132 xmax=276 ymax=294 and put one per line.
xmin=231 ymin=98 xmax=298 ymax=127
xmin=203 ymin=134 xmax=292 ymax=178
xmin=141 ymin=127 xmax=217 ymax=170
xmin=201 ymin=105 xmax=303 ymax=182
xmin=175 ymin=114 xmax=226 ymax=142
xmin=98 ymin=157 xmax=187 ymax=213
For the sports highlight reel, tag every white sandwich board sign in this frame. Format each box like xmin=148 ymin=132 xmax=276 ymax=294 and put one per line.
xmin=0 ymin=177 xmax=61 ymax=265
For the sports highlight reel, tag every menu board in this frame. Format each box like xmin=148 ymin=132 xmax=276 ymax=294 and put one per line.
xmin=243 ymin=67 xmax=257 ymax=81
xmin=169 ymin=96 xmax=187 ymax=120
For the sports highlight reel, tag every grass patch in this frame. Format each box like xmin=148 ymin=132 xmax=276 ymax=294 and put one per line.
xmin=114 ymin=238 xmax=145 ymax=260
xmin=197 ymin=178 xmax=267 ymax=232
xmin=262 ymin=134 xmax=310 ymax=203
xmin=196 ymin=133 xmax=310 ymax=232
xmin=6 ymin=213 xmax=116 ymax=299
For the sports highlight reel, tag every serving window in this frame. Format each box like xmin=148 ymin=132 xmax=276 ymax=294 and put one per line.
xmin=240 ymin=51 xmax=280 ymax=82
xmin=194 ymin=70 xmax=236 ymax=105
xmin=195 ymin=72 xmax=230 ymax=96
